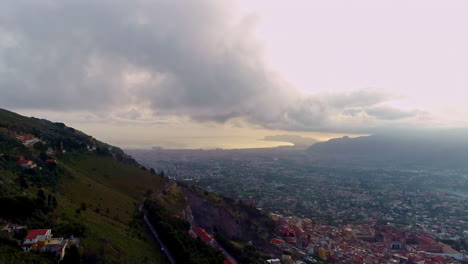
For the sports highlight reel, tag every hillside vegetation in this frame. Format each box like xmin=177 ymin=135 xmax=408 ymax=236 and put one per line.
xmin=0 ymin=108 xmax=280 ymax=264
xmin=0 ymin=108 xmax=167 ymax=263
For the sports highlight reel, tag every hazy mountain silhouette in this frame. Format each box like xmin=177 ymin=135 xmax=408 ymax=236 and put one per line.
xmin=308 ymin=130 xmax=468 ymax=168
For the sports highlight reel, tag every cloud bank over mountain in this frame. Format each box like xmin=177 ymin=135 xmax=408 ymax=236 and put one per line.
xmin=0 ymin=0 xmax=428 ymax=133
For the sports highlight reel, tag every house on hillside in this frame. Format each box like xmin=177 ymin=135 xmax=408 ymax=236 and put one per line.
xmin=16 ymin=158 xmax=37 ymax=169
xmin=22 ymin=229 xmax=68 ymax=259
xmin=22 ymin=229 xmax=52 ymax=251
xmin=24 ymin=138 xmax=41 ymax=147
xmin=194 ymin=227 xmax=215 ymax=245
xmin=87 ymin=145 xmax=96 ymax=151
xmin=7 ymin=130 xmax=43 ymax=147
xmin=46 ymin=147 xmax=55 ymax=155
xmin=270 ymin=238 xmax=286 ymax=247
xmin=188 ymin=229 xmax=197 ymax=239
xmin=0 ymin=223 xmax=27 ymax=237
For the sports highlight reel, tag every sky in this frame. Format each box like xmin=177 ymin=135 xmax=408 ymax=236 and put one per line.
xmin=1 ymin=0 xmax=467 ymax=148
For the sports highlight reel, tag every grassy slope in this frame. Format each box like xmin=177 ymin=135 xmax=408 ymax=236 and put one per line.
xmin=0 ymin=239 xmax=55 ymax=264
xmin=0 ymin=154 xmax=167 ymax=264
xmin=155 ymin=184 xmax=188 ymax=216
xmin=0 ymin=108 xmax=168 ymax=263
xmin=57 ymin=154 xmax=167 ymax=263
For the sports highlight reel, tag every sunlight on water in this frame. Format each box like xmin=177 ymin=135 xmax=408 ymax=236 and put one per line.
xmin=124 ymin=136 xmax=293 ymax=149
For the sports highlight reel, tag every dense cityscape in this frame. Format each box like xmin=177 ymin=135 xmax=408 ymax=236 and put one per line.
xmin=129 ymin=148 xmax=468 ymax=263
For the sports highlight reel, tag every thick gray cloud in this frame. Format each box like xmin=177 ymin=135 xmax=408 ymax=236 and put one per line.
xmin=0 ymin=0 xmax=423 ymax=132
xmin=365 ymin=106 xmax=420 ymax=120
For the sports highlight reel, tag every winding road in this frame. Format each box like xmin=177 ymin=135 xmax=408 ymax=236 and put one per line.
xmin=139 ymin=182 xmax=177 ymax=264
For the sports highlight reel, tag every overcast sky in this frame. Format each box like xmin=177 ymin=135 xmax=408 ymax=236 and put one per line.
xmin=1 ymin=0 xmax=467 ymax=148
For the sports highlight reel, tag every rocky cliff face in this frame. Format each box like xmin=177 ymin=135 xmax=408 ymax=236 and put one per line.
xmin=186 ymin=190 xmax=241 ymax=236
xmin=184 ymin=189 xmax=279 ymax=254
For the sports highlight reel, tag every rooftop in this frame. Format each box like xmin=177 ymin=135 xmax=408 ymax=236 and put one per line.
xmin=24 ymin=229 xmax=50 ymax=239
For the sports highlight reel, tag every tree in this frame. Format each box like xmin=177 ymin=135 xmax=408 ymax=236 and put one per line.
xmin=47 ymin=193 xmax=52 ymax=208
xmin=145 ymin=189 xmax=153 ymax=198
xmin=34 ymin=142 xmax=48 ymax=152
xmin=37 ymin=189 xmax=46 ymax=201
xmin=18 ymin=176 xmax=28 ymax=188
xmin=39 ymin=152 xmax=49 ymax=161
xmin=51 ymin=196 xmax=58 ymax=209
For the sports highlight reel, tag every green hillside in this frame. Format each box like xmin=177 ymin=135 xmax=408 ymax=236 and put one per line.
xmin=0 ymin=108 xmax=279 ymax=264
xmin=0 ymin=108 xmax=167 ymax=264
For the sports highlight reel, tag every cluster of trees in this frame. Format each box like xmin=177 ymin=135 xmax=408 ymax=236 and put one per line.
xmin=144 ymin=200 xmax=225 ymax=264
xmin=37 ymin=190 xmax=58 ymax=211
xmin=0 ymin=196 xmax=40 ymax=220
xmin=1 ymin=119 xmax=87 ymax=153
xmin=97 ymin=144 xmax=138 ymax=165
xmin=0 ymin=189 xmax=59 ymax=221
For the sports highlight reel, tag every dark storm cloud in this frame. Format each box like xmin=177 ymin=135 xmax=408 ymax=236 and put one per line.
xmin=0 ymin=0 xmax=421 ymax=132
xmin=0 ymin=0 xmax=282 ymax=113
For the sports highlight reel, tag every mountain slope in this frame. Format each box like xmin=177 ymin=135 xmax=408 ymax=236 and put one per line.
xmin=0 ymin=108 xmax=167 ymax=263
xmin=308 ymin=133 xmax=468 ymax=168
xmin=0 ymin=108 xmax=279 ymax=264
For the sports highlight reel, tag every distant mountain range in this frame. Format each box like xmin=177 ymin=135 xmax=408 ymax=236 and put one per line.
xmin=307 ymin=131 xmax=468 ymax=169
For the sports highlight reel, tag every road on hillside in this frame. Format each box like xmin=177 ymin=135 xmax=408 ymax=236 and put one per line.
xmin=142 ymin=212 xmax=176 ymax=264
xmin=139 ymin=182 xmax=177 ymax=264
xmin=214 ymin=241 xmax=237 ymax=263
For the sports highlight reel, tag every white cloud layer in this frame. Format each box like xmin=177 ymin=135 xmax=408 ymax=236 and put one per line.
xmin=0 ymin=0 xmax=432 ymax=133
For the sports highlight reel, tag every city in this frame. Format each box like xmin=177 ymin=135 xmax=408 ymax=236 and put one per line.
xmin=129 ymin=148 xmax=468 ymax=263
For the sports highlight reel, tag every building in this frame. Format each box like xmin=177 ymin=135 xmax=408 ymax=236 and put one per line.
xmin=16 ymin=158 xmax=37 ymax=169
xmin=194 ymin=227 xmax=215 ymax=245
xmin=406 ymin=236 xmax=464 ymax=261
xmin=270 ymin=238 xmax=286 ymax=247
xmin=0 ymin=223 xmax=27 ymax=237
xmin=46 ymin=147 xmax=55 ymax=155
xmin=426 ymin=243 xmax=464 ymax=261
xmin=317 ymin=247 xmax=329 ymax=260
xmin=22 ymin=229 xmax=68 ymax=259
xmin=23 ymin=138 xmax=41 ymax=147
xmin=22 ymin=229 xmax=52 ymax=249
xmin=41 ymin=237 xmax=68 ymax=259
